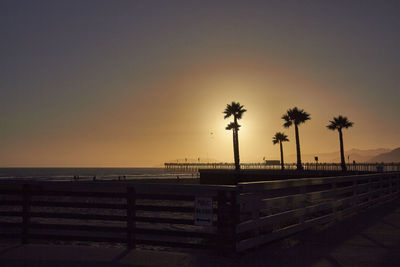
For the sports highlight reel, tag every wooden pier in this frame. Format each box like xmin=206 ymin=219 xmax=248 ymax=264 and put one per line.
xmin=165 ymin=162 xmax=400 ymax=172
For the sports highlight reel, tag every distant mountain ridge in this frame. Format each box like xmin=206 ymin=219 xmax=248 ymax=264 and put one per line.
xmin=368 ymin=148 xmax=400 ymax=163
xmin=286 ymin=148 xmax=392 ymax=163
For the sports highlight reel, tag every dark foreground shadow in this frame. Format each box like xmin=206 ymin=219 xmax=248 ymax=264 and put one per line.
xmin=190 ymin=198 xmax=400 ymax=267
xmin=239 ymin=198 xmax=400 ymax=267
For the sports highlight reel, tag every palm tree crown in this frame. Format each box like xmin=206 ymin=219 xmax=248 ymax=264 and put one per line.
xmin=282 ymin=107 xmax=311 ymax=127
xmin=327 ymin=115 xmax=354 ymax=130
xmin=224 ymin=102 xmax=247 ymax=121
xmin=272 ymin=132 xmax=289 ymax=144
xmin=226 ymin=122 xmax=241 ymax=131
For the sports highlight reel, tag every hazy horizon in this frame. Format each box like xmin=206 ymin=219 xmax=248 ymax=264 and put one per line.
xmin=1 ymin=1 xmax=399 ymax=167
xmin=1 ymin=146 xmax=396 ymax=168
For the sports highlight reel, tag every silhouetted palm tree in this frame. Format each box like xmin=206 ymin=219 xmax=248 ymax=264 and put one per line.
xmin=224 ymin=102 xmax=247 ymax=171
xmin=273 ymin=132 xmax=289 ymax=170
xmin=282 ymin=107 xmax=311 ymax=170
xmin=327 ymin=115 xmax=354 ymax=171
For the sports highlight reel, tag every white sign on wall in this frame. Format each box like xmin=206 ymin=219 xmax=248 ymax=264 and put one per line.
xmin=194 ymin=197 xmax=213 ymax=226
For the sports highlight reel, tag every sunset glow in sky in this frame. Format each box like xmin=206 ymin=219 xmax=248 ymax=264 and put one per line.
xmin=1 ymin=1 xmax=399 ymax=167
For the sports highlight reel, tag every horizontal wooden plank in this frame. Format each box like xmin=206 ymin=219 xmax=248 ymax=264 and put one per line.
xmin=0 ymin=232 xmax=20 ymax=239
xmin=30 ymin=212 xmax=126 ymax=221
xmin=0 ymin=211 xmax=22 ymax=217
xmin=137 ymin=239 xmax=211 ymax=249
xmin=30 ymin=201 xmax=127 ymax=209
xmin=0 ymin=221 xmax=21 ymax=228
xmin=0 ymin=180 xmax=236 ymax=195
xmin=238 ymin=173 xmax=398 ymax=192
xmin=2 ymin=200 xmax=200 ymax=213
xmin=0 ymin=200 xmax=22 ymax=206
xmin=136 ymin=194 xmax=195 ymax=201
xmin=238 ymin=178 xmax=329 ymax=192
xmin=136 ymin=228 xmax=217 ymax=239
xmin=28 ymin=233 xmax=125 ymax=243
xmin=29 ymin=190 xmax=126 ymax=198
xmin=29 ymin=223 xmax=126 ymax=233
xmin=0 ymin=189 xmax=22 ymax=195
xmin=136 ymin=216 xmax=200 ymax=225
xmin=136 ymin=205 xmax=194 ymax=213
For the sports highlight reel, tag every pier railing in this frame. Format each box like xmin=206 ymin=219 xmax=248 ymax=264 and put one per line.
xmin=165 ymin=162 xmax=400 ymax=172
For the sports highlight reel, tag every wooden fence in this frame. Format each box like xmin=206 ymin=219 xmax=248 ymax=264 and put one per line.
xmin=235 ymin=172 xmax=400 ymax=251
xmin=0 ymin=172 xmax=399 ymax=252
xmin=0 ymin=181 xmax=236 ymax=251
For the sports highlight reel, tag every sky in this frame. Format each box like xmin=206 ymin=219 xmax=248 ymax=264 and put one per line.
xmin=1 ymin=1 xmax=399 ymax=167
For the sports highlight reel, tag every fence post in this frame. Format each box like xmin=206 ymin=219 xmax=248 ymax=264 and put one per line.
xmin=299 ymin=186 xmax=306 ymax=224
xmin=22 ymin=184 xmax=31 ymax=244
xmin=217 ymin=190 xmax=237 ymax=253
xmin=397 ymin=173 xmax=400 ymax=193
xmin=379 ymin=175 xmax=383 ymax=201
xmin=389 ymin=174 xmax=393 ymax=196
xmin=332 ymin=181 xmax=337 ymax=220
xmin=230 ymin=190 xmax=238 ymax=252
xmin=251 ymin=193 xmax=261 ymax=238
xmin=127 ymin=187 xmax=136 ymax=249
xmin=368 ymin=176 xmax=372 ymax=205
xmin=352 ymin=179 xmax=358 ymax=211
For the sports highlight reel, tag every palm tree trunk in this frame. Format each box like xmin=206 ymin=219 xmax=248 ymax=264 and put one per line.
xmin=233 ymin=117 xmax=240 ymax=171
xmin=231 ymin=129 xmax=236 ymax=169
xmin=295 ymin=124 xmax=303 ymax=170
xmin=339 ymin=128 xmax=347 ymax=171
xmin=234 ymin=130 xmax=240 ymax=171
xmin=280 ymin=141 xmax=284 ymax=170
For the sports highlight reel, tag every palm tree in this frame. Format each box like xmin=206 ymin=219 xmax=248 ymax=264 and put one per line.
xmin=327 ymin=115 xmax=354 ymax=171
xmin=273 ymin=132 xmax=289 ymax=170
xmin=224 ymin=102 xmax=247 ymax=171
xmin=282 ymin=107 xmax=311 ymax=170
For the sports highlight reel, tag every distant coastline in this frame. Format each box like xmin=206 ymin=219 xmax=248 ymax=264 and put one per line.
xmin=0 ymin=167 xmax=198 ymax=181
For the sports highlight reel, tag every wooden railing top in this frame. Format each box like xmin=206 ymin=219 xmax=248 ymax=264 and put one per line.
xmin=238 ymin=172 xmax=399 ymax=192
xmin=0 ymin=179 xmax=237 ymax=194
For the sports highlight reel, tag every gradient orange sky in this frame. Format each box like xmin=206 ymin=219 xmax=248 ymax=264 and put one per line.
xmin=1 ymin=1 xmax=399 ymax=167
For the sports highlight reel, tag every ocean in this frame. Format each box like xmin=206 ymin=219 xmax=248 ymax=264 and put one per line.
xmin=0 ymin=168 xmax=197 ymax=181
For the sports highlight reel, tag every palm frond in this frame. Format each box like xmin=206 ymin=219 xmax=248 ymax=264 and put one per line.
xmin=226 ymin=122 xmax=240 ymax=131
xmin=282 ymin=107 xmax=311 ymax=127
xmin=223 ymin=101 xmax=247 ymax=120
xmin=272 ymin=132 xmax=289 ymax=144
xmin=327 ymin=115 xmax=354 ymax=130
